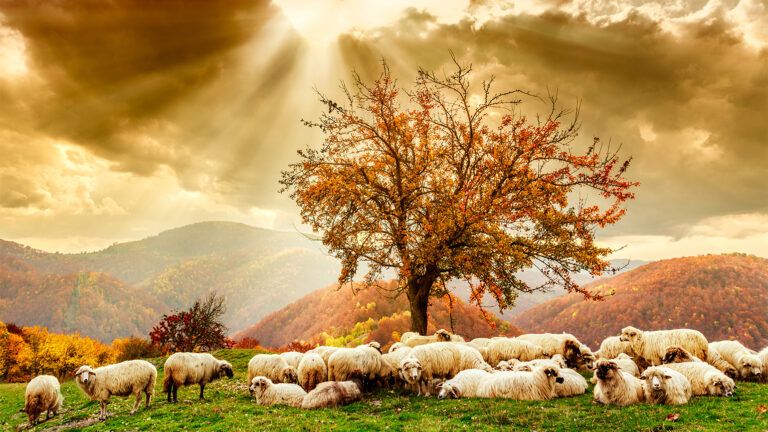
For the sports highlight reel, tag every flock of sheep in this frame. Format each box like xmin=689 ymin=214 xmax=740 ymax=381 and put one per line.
xmin=21 ymin=326 xmax=768 ymax=426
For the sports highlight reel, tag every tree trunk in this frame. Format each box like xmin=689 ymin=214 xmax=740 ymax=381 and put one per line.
xmin=406 ymin=270 xmax=438 ymax=334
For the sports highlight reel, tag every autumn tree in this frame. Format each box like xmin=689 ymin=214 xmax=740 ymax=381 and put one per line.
xmin=150 ymin=292 xmax=234 ymax=353
xmin=281 ymin=58 xmax=637 ymax=334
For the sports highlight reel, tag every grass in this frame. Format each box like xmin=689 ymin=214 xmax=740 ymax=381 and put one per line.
xmin=2 ymin=349 xmax=767 ymax=431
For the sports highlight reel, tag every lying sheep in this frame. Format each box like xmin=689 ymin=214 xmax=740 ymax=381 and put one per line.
xmin=589 ymin=353 xmax=639 ymax=384
xmin=510 ymin=358 xmax=586 ymax=397
xmin=494 ymin=360 xmax=513 ymax=371
xmin=437 ymin=369 xmax=492 ymax=399
xmin=24 ymin=375 xmax=63 ymax=425
xmin=595 ymin=336 xmax=632 ymax=359
xmin=516 ymin=333 xmax=587 ymax=368
xmin=620 ymin=326 xmax=708 ymax=366
xmin=455 ymin=344 xmax=493 ymax=372
xmin=247 ymin=354 xmax=298 ymax=387
xmin=403 ymin=329 xmax=453 ymax=348
xmin=249 ymin=376 xmax=307 ymax=407
xmin=592 ymin=359 xmax=645 ymax=406
xmin=708 ymin=340 xmax=763 ymax=380
xmin=640 ymin=366 xmax=692 ymax=405
xmin=280 ymin=351 xmax=304 ymax=370
xmin=301 ymin=380 xmax=362 ymax=409
xmin=298 ymin=353 xmax=327 ymax=391
xmin=662 ymin=362 xmax=735 ymax=397
xmin=74 ymin=360 xmax=157 ymax=420
xmin=163 ymin=352 xmax=233 ymax=402
xmin=485 ymin=338 xmax=548 ymax=368
xmin=663 ymin=345 xmax=738 ymax=379
xmin=399 ymin=342 xmax=462 ymax=396
xmin=477 ymin=364 xmax=564 ymax=400
xmin=327 ymin=344 xmax=382 ymax=385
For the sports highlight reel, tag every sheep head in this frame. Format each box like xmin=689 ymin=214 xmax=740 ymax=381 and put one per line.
xmin=737 ymin=356 xmax=762 ymax=379
xmin=399 ymin=357 xmax=422 ymax=384
xmin=25 ymin=395 xmax=41 ymax=425
xmin=74 ymin=365 xmax=97 ymax=386
xmin=282 ymin=366 xmax=298 ymax=383
xmin=494 ymin=360 xmax=512 ymax=372
xmin=249 ymin=376 xmax=271 ymax=397
xmin=640 ymin=367 xmax=672 ymax=394
xmin=707 ymin=375 xmax=735 ymax=397
xmin=367 ymin=341 xmax=382 ymax=353
xmin=594 ymin=360 xmax=620 ymax=381
xmin=662 ymin=346 xmax=692 ymax=364
xmin=436 ymin=382 xmax=460 ymax=400
xmin=435 ymin=329 xmax=451 ymax=342
xmin=541 ymin=365 xmax=564 ymax=384
xmin=619 ymin=326 xmax=641 ymax=344
xmin=218 ymin=361 xmax=234 ymax=378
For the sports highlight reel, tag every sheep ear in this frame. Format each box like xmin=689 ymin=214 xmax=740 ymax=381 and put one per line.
xmin=664 ymin=375 xmax=672 ymax=380
xmin=451 ymin=387 xmax=460 ymax=398
xmin=639 ymin=376 xmax=647 ymax=380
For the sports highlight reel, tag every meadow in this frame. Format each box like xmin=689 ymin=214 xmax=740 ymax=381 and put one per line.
xmin=1 ymin=349 xmax=767 ymax=432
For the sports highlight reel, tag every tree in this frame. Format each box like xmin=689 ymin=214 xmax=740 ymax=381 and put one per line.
xmin=281 ymin=57 xmax=637 ymax=334
xmin=149 ymin=292 xmax=234 ymax=353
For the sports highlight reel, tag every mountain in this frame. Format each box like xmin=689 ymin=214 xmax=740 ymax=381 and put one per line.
xmin=233 ymin=280 xmax=524 ymax=348
xmin=0 ymin=222 xmax=341 ymax=340
xmin=511 ymin=254 xmax=768 ymax=349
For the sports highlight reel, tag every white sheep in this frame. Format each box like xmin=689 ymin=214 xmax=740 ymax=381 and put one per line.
xmin=455 ymin=344 xmax=493 ymax=372
xmin=620 ymin=326 xmax=708 ymax=366
xmin=494 ymin=360 xmax=513 ymax=371
xmin=247 ymin=354 xmax=298 ymax=387
xmin=485 ymin=338 xmax=548 ymax=367
xmin=301 ymin=380 xmax=363 ymax=409
xmin=708 ymin=340 xmax=763 ymax=380
xmin=662 ymin=345 xmax=739 ymax=379
xmin=590 ymin=353 xmax=640 ymax=384
xmin=640 ymin=366 xmax=692 ymax=405
xmin=298 ymin=353 xmax=327 ymax=391
xmin=759 ymin=347 xmax=768 ymax=382
xmin=249 ymin=376 xmax=307 ymax=407
xmin=595 ymin=336 xmax=632 ymax=359
xmin=436 ymin=369 xmax=492 ymax=399
xmin=662 ymin=362 xmax=735 ymax=397
xmin=74 ymin=360 xmax=157 ymax=420
xmin=280 ymin=351 xmax=305 ymax=370
xmin=469 ymin=337 xmax=492 ymax=348
xmin=163 ymin=352 xmax=233 ymax=402
xmin=24 ymin=375 xmax=63 ymax=425
xmin=476 ymin=364 xmax=565 ymax=400
xmin=399 ymin=342 xmax=462 ymax=396
xmin=510 ymin=358 xmax=586 ymax=397
xmin=516 ymin=333 xmax=588 ymax=368
xmin=399 ymin=331 xmax=419 ymax=344
xmin=381 ymin=346 xmax=413 ymax=389
xmin=403 ymin=329 xmax=454 ymax=348
xmin=327 ymin=344 xmax=382 ymax=385
xmin=592 ymin=359 xmax=645 ymax=406
xmin=388 ymin=342 xmax=407 ymax=353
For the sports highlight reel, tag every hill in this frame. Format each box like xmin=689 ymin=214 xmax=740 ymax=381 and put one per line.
xmin=511 ymin=254 xmax=768 ymax=349
xmin=233 ymin=280 xmax=524 ymax=348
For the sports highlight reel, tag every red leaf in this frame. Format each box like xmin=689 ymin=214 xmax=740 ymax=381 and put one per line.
xmin=666 ymin=413 xmax=680 ymax=422
xmin=757 ymin=405 xmax=768 ymax=415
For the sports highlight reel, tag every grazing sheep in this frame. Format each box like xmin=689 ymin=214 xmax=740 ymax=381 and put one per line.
xmin=455 ymin=344 xmax=493 ymax=372
xmin=595 ymin=336 xmax=632 ymax=359
xmin=247 ymin=354 xmax=298 ymax=388
xmin=476 ymin=364 xmax=565 ymax=400
xmin=298 ymin=353 xmax=327 ymax=391
xmin=327 ymin=344 xmax=382 ymax=385
xmin=436 ymin=369 xmax=492 ymax=399
xmin=307 ymin=346 xmax=340 ymax=365
xmin=249 ymin=376 xmax=307 ymax=407
xmin=380 ymin=346 xmax=413 ymax=388
xmin=403 ymin=329 xmax=454 ymax=348
xmin=662 ymin=362 xmax=735 ymax=397
xmin=24 ymin=375 xmax=63 ymax=425
xmin=399 ymin=342 xmax=462 ymax=396
xmin=301 ymin=380 xmax=363 ymax=409
xmin=620 ymin=326 xmax=708 ymax=366
xmin=163 ymin=352 xmax=233 ymax=403
xmin=640 ymin=366 xmax=692 ymax=405
xmin=709 ymin=340 xmax=763 ymax=380
xmin=516 ymin=333 xmax=587 ymax=368
xmin=388 ymin=342 xmax=407 ymax=353
xmin=280 ymin=351 xmax=304 ymax=370
xmin=592 ymin=359 xmax=645 ymax=406
xmin=485 ymin=338 xmax=548 ymax=367
xmin=74 ymin=360 xmax=157 ymax=420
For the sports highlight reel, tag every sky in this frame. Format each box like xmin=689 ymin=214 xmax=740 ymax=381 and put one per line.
xmin=0 ymin=0 xmax=766 ymax=260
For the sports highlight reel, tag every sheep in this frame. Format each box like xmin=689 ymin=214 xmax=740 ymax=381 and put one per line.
xmin=298 ymin=353 xmax=327 ymax=391
xmin=403 ymin=329 xmax=454 ymax=348
xmin=591 ymin=359 xmax=645 ymax=406
xmin=249 ymin=376 xmax=307 ymax=407
xmin=24 ymin=375 xmax=63 ymax=425
xmin=327 ymin=344 xmax=382 ymax=386
xmin=494 ymin=360 xmax=513 ymax=371
xmin=759 ymin=347 xmax=768 ymax=382
xmin=399 ymin=342 xmax=462 ymax=396
xmin=455 ymin=344 xmax=493 ymax=372
xmin=247 ymin=354 xmax=298 ymax=387
xmin=388 ymin=342 xmax=407 ymax=353
xmin=707 ymin=347 xmax=741 ymax=379
xmin=436 ymin=369 xmax=492 ymax=399
xmin=307 ymin=346 xmax=339 ymax=365
xmin=609 ymin=353 xmax=640 ymax=377
xmin=301 ymin=380 xmax=363 ymax=409
xmin=380 ymin=346 xmax=413 ymax=388
xmin=661 ymin=362 xmax=735 ymax=397
xmin=619 ymin=326 xmax=708 ymax=366
xmin=663 ymin=345 xmax=739 ymax=379
xmin=280 ymin=351 xmax=304 ymax=370
xmin=485 ymin=338 xmax=548 ymax=368
xmin=476 ymin=364 xmax=565 ymax=400
xmin=163 ymin=352 xmax=233 ymax=403
xmin=469 ymin=337 xmax=492 ymax=348
xmin=516 ymin=333 xmax=588 ymax=368
xmin=595 ymin=336 xmax=632 ymax=359
xmin=640 ymin=366 xmax=692 ymax=405
xmin=74 ymin=360 xmax=157 ymax=420
xmin=509 ymin=357 xmax=586 ymax=397
xmin=708 ymin=340 xmax=763 ymax=380
xmin=399 ymin=331 xmax=419 ymax=344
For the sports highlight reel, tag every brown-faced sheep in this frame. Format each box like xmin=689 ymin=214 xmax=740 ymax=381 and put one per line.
xmin=640 ymin=366 xmax=692 ymax=405
xmin=247 ymin=354 xmax=298 ymax=388
xmin=24 ymin=375 xmax=63 ymax=425
xmin=595 ymin=336 xmax=632 ymax=359
xmin=298 ymin=353 xmax=327 ymax=391
xmin=708 ymin=340 xmax=763 ymax=380
xmin=620 ymin=326 xmax=708 ymax=366
xmin=403 ymin=329 xmax=454 ymax=348
xmin=327 ymin=344 xmax=382 ymax=385
xmin=249 ymin=376 xmax=306 ymax=407
xmin=516 ymin=333 xmax=588 ymax=368
xmin=163 ymin=352 xmax=233 ymax=403
xmin=662 ymin=362 xmax=735 ymax=397
xmin=476 ymin=364 xmax=565 ymax=400
xmin=74 ymin=360 xmax=157 ymax=420
xmin=589 ymin=353 xmax=639 ymax=384
xmin=592 ymin=359 xmax=645 ymax=406
xmin=280 ymin=351 xmax=304 ymax=370
xmin=399 ymin=342 xmax=462 ymax=396
xmin=436 ymin=369 xmax=492 ymax=399
xmin=301 ymin=380 xmax=363 ymax=409
xmin=485 ymin=338 xmax=548 ymax=367
xmin=663 ymin=345 xmax=738 ymax=379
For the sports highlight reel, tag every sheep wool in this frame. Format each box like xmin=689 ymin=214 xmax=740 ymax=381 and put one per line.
xmin=620 ymin=326 xmax=708 ymax=366
xmin=708 ymin=340 xmax=763 ymax=380
xmin=592 ymin=359 xmax=645 ymax=406
xmin=247 ymin=354 xmax=298 ymax=385
xmin=24 ymin=375 xmax=63 ymax=426
xmin=280 ymin=352 xmax=305 ymax=370
xmin=455 ymin=344 xmax=493 ymax=372
xmin=163 ymin=352 xmax=233 ymax=402
xmin=301 ymin=380 xmax=362 ymax=409
xmin=485 ymin=338 xmax=548 ymax=367
xmin=403 ymin=329 xmax=454 ymax=348
xmin=74 ymin=360 xmax=157 ymax=420
xmin=476 ymin=365 xmax=564 ymax=400
xmin=399 ymin=342 xmax=462 ymax=396
xmin=516 ymin=333 xmax=587 ymax=368
xmin=437 ymin=369 xmax=492 ymax=399
xmin=595 ymin=336 xmax=632 ymax=360
xmin=249 ymin=376 xmax=307 ymax=407
xmin=640 ymin=366 xmax=692 ymax=405
xmin=298 ymin=353 xmax=327 ymax=391
xmin=662 ymin=362 xmax=735 ymax=397
xmin=327 ymin=345 xmax=383 ymax=383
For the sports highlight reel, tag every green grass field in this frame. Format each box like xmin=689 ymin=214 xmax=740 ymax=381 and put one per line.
xmin=1 ymin=349 xmax=767 ymax=431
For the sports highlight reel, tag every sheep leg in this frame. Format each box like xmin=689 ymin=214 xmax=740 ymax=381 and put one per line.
xmin=199 ymin=384 xmax=206 ymax=400
xmin=173 ymin=383 xmax=179 ymax=403
xmin=145 ymin=389 xmax=152 ymax=408
xmin=131 ymin=391 xmax=142 ymax=414
xmin=167 ymin=381 xmax=173 ymax=402
xmin=99 ymin=401 xmax=107 ymax=421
